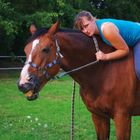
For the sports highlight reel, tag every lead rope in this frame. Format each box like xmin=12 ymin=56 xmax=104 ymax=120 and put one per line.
xmin=70 ymin=36 xmax=100 ymax=140
xmin=71 ymin=80 xmax=76 ymax=140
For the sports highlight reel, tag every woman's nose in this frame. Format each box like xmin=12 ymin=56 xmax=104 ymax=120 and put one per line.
xmin=82 ymin=28 xmax=87 ymax=34
xmin=82 ymin=28 xmax=88 ymax=35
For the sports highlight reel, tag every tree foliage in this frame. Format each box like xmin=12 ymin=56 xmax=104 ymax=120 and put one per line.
xmin=0 ymin=0 xmax=19 ymax=55
xmin=0 ymin=0 xmax=140 ymax=55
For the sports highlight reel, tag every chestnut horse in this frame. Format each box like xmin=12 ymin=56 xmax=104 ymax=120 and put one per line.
xmin=18 ymin=21 xmax=140 ymax=140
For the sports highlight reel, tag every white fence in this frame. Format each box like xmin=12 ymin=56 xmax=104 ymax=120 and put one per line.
xmin=0 ymin=56 xmax=26 ymax=70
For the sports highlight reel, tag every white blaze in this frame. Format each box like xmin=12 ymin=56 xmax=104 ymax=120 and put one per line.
xmin=19 ymin=39 xmax=39 ymax=85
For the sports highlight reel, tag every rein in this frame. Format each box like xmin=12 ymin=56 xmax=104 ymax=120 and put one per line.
xmin=58 ymin=60 xmax=99 ymax=78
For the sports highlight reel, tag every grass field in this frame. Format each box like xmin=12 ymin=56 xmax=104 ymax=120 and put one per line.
xmin=0 ymin=71 xmax=140 ymax=140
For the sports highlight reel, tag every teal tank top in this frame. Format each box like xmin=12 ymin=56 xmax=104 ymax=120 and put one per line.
xmin=96 ymin=19 xmax=140 ymax=47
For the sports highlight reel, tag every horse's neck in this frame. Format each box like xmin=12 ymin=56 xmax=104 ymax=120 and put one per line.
xmin=56 ymin=32 xmax=103 ymax=85
xmin=57 ymin=32 xmax=95 ymax=65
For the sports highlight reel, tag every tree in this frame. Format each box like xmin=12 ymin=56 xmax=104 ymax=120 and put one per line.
xmin=0 ymin=0 xmax=20 ymax=55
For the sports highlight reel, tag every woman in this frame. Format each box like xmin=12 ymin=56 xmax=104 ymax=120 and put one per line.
xmin=74 ymin=10 xmax=140 ymax=80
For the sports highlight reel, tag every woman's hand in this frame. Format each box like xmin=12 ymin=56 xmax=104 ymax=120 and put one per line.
xmin=95 ymin=49 xmax=129 ymax=61
xmin=95 ymin=50 xmax=107 ymax=61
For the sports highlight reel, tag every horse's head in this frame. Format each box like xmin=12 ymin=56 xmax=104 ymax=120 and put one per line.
xmin=17 ymin=21 xmax=61 ymax=101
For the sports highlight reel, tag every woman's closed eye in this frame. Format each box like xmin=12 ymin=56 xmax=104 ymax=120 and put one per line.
xmin=83 ymin=24 xmax=89 ymax=29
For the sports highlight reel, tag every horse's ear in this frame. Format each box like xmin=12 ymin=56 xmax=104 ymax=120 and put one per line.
xmin=29 ymin=23 xmax=37 ymax=35
xmin=48 ymin=20 xmax=60 ymax=35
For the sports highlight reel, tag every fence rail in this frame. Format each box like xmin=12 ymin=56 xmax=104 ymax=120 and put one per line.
xmin=0 ymin=67 xmax=23 ymax=70
xmin=0 ymin=56 xmax=26 ymax=58
xmin=0 ymin=56 xmax=25 ymax=70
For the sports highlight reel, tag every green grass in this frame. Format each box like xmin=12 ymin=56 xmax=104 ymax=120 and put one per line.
xmin=0 ymin=71 xmax=140 ymax=140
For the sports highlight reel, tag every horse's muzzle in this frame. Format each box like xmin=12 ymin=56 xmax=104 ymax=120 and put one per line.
xmin=17 ymin=74 xmax=40 ymax=101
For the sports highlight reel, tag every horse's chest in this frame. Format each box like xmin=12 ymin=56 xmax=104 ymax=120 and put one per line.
xmin=81 ymin=93 xmax=110 ymax=114
xmin=81 ymin=93 xmax=99 ymax=112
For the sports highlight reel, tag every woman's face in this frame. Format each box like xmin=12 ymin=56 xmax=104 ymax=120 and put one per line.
xmin=81 ymin=16 xmax=96 ymax=36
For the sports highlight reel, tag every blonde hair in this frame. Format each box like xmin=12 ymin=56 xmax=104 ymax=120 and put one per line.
xmin=74 ymin=11 xmax=95 ymax=30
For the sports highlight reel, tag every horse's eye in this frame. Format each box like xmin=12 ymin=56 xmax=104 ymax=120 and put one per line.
xmin=42 ymin=47 xmax=50 ymax=53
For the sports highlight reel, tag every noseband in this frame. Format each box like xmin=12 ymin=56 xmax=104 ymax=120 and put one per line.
xmin=25 ymin=40 xmax=61 ymax=80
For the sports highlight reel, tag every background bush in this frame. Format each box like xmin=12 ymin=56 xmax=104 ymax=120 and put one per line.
xmin=0 ymin=0 xmax=140 ymax=55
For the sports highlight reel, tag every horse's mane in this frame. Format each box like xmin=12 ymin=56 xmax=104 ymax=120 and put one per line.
xmin=26 ymin=27 xmax=81 ymax=44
